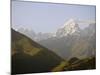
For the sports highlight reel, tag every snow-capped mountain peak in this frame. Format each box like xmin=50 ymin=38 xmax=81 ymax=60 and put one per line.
xmin=56 ymin=19 xmax=80 ymax=37
xmin=61 ymin=19 xmax=76 ymax=28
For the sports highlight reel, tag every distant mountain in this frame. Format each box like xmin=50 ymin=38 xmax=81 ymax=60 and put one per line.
xmin=36 ymin=19 xmax=81 ymax=59
xmin=71 ymin=23 xmax=96 ymax=58
xmin=38 ymin=22 xmax=96 ymax=59
xmin=13 ymin=19 xmax=96 ymax=60
xmin=17 ymin=28 xmax=54 ymax=41
xmin=16 ymin=19 xmax=80 ymax=41
xmin=11 ymin=29 xmax=67 ymax=74
xmin=18 ymin=28 xmax=36 ymax=41
xmin=34 ymin=32 xmax=54 ymax=41
xmin=56 ymin=19 xmax=80 ymax=37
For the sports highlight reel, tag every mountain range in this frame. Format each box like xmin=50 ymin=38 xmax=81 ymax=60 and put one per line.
xmin=11 ymin=23 xmax=96 ymax=74
xmin=17 ymin=19 xmax=81 ymax=41
xmin=14 ymin=19 xmax=96 ymax=59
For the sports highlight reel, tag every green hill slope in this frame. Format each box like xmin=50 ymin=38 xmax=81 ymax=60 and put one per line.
xmin=11 ymin=29 xmax=65 ymax=74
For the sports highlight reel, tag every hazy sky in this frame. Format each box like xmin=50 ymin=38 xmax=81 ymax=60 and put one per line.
xmin=12 ymin=1 xmax=96 ymax=33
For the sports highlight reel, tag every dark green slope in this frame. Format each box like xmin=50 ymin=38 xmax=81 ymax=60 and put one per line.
xmin=65 ymin=57 xmax=96 ymax=71
xmin=11 ymin=29 xmax=65 ymax=74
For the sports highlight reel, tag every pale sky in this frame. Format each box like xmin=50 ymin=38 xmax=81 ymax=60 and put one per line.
xmin=12 ymin=0 xmax=96 ymax=33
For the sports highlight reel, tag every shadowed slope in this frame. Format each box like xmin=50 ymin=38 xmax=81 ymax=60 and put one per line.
xmin=11 ymin=29 xmax=65 ymax=74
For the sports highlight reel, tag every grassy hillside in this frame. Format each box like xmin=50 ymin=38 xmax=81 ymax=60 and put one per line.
xmin=11 ymin=29 xmax=65 ymax=74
